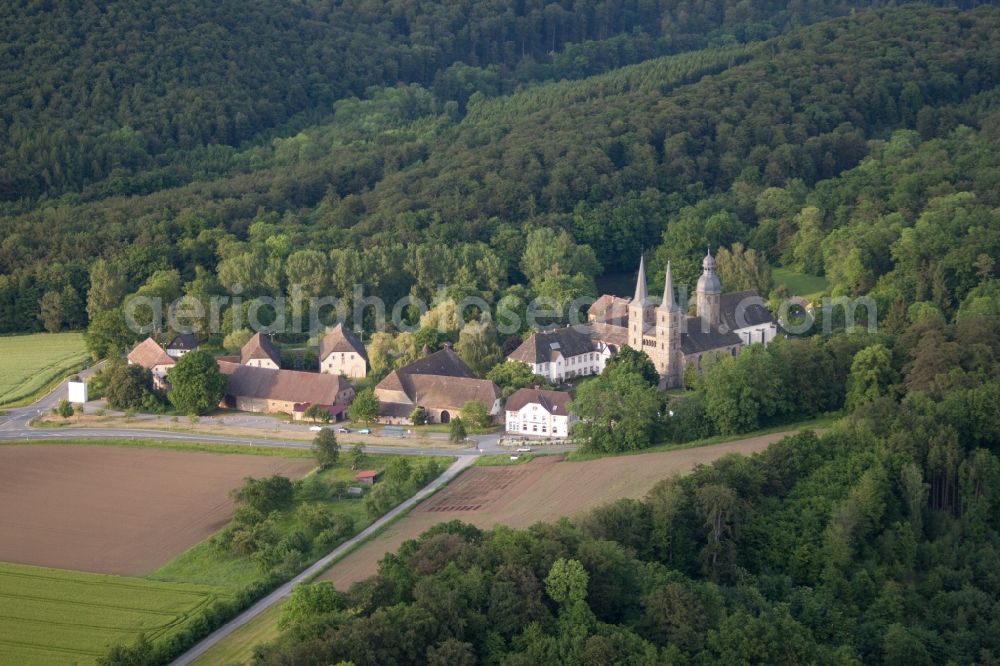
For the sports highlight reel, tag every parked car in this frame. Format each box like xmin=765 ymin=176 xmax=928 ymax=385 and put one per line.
xmin=309 ymin=425 xmax=323 ymax=431
xmin=357 ymin=428 xmax=371 ymax=434
xmin=337 ymin=427 xmax=351 ymax=433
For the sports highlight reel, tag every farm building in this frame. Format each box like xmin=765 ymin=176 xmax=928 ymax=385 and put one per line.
xmin=165 ymin=332 xmax=200 ymax=358
xmin=374 ymin=347 xmax=501 ymax=424
xmin=126 ymin=337 xmax=174 ymax=389
xmin=505 ymin=388 xmax=575 ymax=437
xmin=219 ymin=362 xmax=355 ymax=417
xmin=318 ymin=324 xmax=368 ymax=378
xmin=354 ymin=470 xmax=378 ymax=485
xmin=240 ymin=332 xmax=281 ymax=369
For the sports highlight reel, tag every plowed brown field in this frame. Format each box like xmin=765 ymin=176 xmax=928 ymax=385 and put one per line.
xmin=320 ymin=432 xmax=790 ymax=588
xmin=0 ymin=445 xmax=314 ymax=575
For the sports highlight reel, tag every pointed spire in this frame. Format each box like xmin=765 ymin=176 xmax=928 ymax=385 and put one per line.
xmin=633 ymin=254 xmax=648 ymax=304
xmin=661 ymin=261 xmax=678 ymax=311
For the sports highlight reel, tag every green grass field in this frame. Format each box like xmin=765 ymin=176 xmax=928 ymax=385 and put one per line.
xmin=772 ymin=267 xmax=830 ymax=301
xmin=0 ymin=332 xmax=90 ymax=406
xmin=0 ymin=562 xmax=230 ymax=665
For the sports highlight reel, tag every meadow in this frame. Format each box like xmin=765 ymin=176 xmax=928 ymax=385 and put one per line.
xmin=0 ymin=332 xmax=90 ymax=406
xmin=772 ymin=267 xmax=831 ymax=302
xmin=0 ymin=562 xmax=230 ymax=665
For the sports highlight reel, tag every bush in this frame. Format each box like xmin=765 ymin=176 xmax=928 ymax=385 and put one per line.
xmin=231 ymin=475 xmax=295 ymax=513
xmin=56 ymin=399 xmax=74 ymax=418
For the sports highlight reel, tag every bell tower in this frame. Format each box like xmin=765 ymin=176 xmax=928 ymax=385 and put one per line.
xmin=655 ymin=261 xmax=683 ymax=386
xmin=628 ymin=255 xmax=652 ymax=352
xmin=696 ymin=248 xmax=721 ymax=331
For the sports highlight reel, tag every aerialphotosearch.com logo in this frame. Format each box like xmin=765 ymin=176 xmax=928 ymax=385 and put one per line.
xmin=123 ymin=283 xmax=877 ymax=338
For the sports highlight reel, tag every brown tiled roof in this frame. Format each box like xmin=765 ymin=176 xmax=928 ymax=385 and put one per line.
xmin=319 ymin=324 xmax=367 ymax=361
xmin=375 ymin=347 xmax=499 ymax=413
xmin=241 ymin=333 xmax=281 ymax=365
xmin=218 ymin=360 xmax=240 ymax=375
xmin=588 ymin=295 xmax=631 ymax=322
xmin=505 ymin=388 xmax=572 ymax=415
xmin=127 ymin=338 xmax=174 ymax=369
xmin=406 ymin=375 xmax=500 ymax=412
xmin=397 ymin=347 xmax=475 ymax=379
xmin=225 ymin=364 xmax=352 ymax=405
xmin=586 ymin=322 xmax=628 ymax=347
xmin=508 ymin=327 xmax=595 ymax=364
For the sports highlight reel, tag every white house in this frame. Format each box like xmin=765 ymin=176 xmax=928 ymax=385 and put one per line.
xmin=505 ymin=388 xmax=575 ymax=438
xmin=241 ymin=332 xmax=281 ymax=369
xmin=318 ymin=324 xmax=368 ymax=378
xmin=166 ymin=333 xmax=200 ymax=358
xmin=507 ymin=327 xmax=611 ymax=383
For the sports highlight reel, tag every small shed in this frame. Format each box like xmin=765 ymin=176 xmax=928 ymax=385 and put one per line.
xmin=354 ymin=470 xmax=378 ymax=486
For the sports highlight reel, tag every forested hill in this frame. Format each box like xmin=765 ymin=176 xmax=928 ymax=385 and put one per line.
xmin=0 ymin=0 xmax=982 ymax=204
xmin=0 ymin=5 xmax=997 ymax=340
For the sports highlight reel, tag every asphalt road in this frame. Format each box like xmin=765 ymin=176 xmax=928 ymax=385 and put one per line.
xmin=169 ymin=455 xmax=478 ymax=666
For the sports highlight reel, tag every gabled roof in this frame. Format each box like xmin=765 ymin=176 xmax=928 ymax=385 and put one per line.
xmin=588 ymin=294 xmax=630 ymax=322
xmin=241 ymin=332 xmax=281 ymax=366
xmin=719 ymin=290 xmax=775 ymax=331
xmin=396 ymin=347 xmax=475 ymax=379
xmin=375 ymin=347 xmax=500 ymax=413
xmin=680 ymin=317 xmax=743 ymax=354
xmin=166 ymin=332 xmax=200 ymax=351
xmin=224 ymin=363 xmax=352 ymax=405
xmin=319 ymin=324 xmax=368 ymax=361
xmin=505 ymin=388 xmax=572 ymax=415
xmin=508 ymin=327 xmax=596 ymax=364
xmin=355 ymin=470 xmax=378 ymax=479
xmin=127 ymin=337 xmax=174 ymax=369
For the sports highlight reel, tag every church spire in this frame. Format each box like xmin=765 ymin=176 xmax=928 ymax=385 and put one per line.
xmin=633 ymin=254 xmax=648 ymax=304
xmin=660 ymin=261 xmax=678 ymax=311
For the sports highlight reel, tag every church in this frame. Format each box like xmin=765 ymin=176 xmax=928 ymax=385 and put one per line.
xmin=589 ymin=250 xmax=778 ymax=388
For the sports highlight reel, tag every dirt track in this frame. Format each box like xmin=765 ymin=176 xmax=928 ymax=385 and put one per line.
xmin=0 ymin=445 xmax=314 ymax=575
xmin=319 ymin=432 xmax=788 ymax=588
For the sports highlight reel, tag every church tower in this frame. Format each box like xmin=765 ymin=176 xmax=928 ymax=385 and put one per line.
xmin=696 ymin=248 xmax=721 ymax=331
xmin=655 ymin=261 xmax=683 ymax=386
xmin=628 ymin=254 xmax=652 ymax=352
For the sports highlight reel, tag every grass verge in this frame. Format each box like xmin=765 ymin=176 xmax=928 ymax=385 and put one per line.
xmin=0 ymin=437 xmax=313 ymax=458
xmin=474 ymin=453 xmax=538 ymax=466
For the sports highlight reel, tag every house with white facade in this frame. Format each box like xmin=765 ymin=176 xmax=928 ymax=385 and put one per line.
xmin=505 ymin=388 xmax=575 ymax=437
xmin=507 ymin=327 xmax=612 ymax=383
xmin=318 ymin=324 xmax=368 ymax=378
xmin=241 ymin=332 xmax=281 ymax=369
xmin=166 ymin=332 xmax=200 ymax=358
